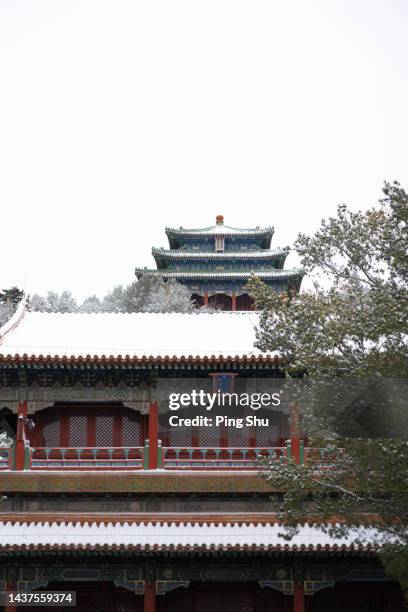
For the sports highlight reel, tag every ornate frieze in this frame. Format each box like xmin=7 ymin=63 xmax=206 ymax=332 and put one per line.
xmin=0 ymin=562 xmax=390 ymax=595
xmin=0 ymin=386 xmax=151 ymax=414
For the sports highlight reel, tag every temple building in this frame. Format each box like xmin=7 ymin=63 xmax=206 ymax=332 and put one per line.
xmin=0 ymin=300 xmax=405 ymax=612
xmin=135 ymin=215 xmax=304 ymax=310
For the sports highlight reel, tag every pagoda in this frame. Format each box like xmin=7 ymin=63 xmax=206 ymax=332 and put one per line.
xmin=135 ymin=215 xmax=304 ymax=310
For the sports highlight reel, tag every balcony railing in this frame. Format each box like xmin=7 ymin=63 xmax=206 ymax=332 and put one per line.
xmin=3 ymin=439 xmax=342 ymax=471
xmin=303 ymin=446 xmax=342 ymax=470
xmin=162 ymin=446 xmax=288 ymax=470
xmin=31 ymin=447 xmax=144 ymax=470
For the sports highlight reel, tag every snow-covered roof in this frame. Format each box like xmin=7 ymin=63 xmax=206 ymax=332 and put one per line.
xmin=166 ymin=225 xmax=274 ymax=238
xmin=135 ymin=269 xmax=303 ymax=281
xmin=152 ymin=247 xmax=288 ymax=260
xmin=0 ymin=520 xmax=378 ymax=551
xmin=0 ymin=301 xmax=265 ymax=359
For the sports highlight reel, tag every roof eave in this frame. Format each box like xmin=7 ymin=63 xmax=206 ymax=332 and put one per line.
xmin=0 ymin=353 xmax=279 ymax=367
xmin=151 ymin=248 xmax=289 ymax=261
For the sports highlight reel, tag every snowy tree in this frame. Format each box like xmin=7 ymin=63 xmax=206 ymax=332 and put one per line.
xmin=0 ymin=302 xmax=14 ymax=328
xmin=28 ymin=278 xmax=195 ymax=314
xmin=249 ymin=181 xmax=408 ymax=596
xmin=29 ymin=291 xmax=77 ymax=313
xmin=0 ymin=286 xmax=24 ymax=327
xmin=29 ymin=294 xmax=48 ymax=311
xmin=43 ymin=292 xmax=60 ymax=312
xmin=78 ymin=295 xmax=102 ymax=313
xmin=101 ymin=278 xmax=194 ymax=313
xmin=58 ymin=291 xmax=78 ymax=313
xmin=121 ymin=277 xmax=194 ymax=313
xmin=144 ymin=278 xmax=194 ymax=313
xmin=102 ymin=285 xmax=126 ymax=313
xmin=0 ymin=432 xmax=12 ymax=448
xmin=123 ymin=279 xmax=151 ymax=312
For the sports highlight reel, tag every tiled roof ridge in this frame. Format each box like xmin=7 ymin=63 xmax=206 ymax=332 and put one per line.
xmin=0 ymin=543 xmax=377 ymax=553
xmin=0 ymin=520 xmax=381 ymax=553
xmin=166 ymin=225 xmax=274 ymax=234
xmin=135 ymin=269 xmax=303 ymax=279
xmin=152 ymin=247 xmax=288 ymax=258
xmin=0 ymin=514 xmax=379 ymax=526
xmin=0 ymin=353 xmax=275 ymax=364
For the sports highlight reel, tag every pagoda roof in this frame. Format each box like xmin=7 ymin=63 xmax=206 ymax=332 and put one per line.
xmin=0 ymin=300 xmax=268 ymax=360
xmin=165 ymin=217 xmax=274 ymax=249
xmin=152 ymin=247 xmax=288 ymax=261
xmin=166 ymin=224 xmax=274 ymax=237
xmin=135 ymin=269 xmax=303 ymax=282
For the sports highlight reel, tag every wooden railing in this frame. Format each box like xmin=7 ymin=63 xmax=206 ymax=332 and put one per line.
xmin=4 ymin=440 xmax=341 ymax=471
xmin=303 ymin=446 xmax=342 ymax=470
xmin=31 ymin=447 xmax=145 ymax=470
xmin=162 ymin=446 xmax=288 ymax=470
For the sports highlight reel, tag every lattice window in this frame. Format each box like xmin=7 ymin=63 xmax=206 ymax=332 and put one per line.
xmin=122 ymin=413 xmax=142 ymax=447
xmin=95 ymin=415 xmax=113 ymax=447
xmin=169 ymin=424 xmax=193 ymax=447
xmin=69 ymin=415 xmax=88 ymax=447
xmin=42 ymin=419 xmax=60 ymax=446
xmin=254 ymin=423 xmax=280 ymax=448
xmin=228 ymin=425 xmax=250 ymax=448
xmin=338 ymin=599 xmax=390 ymax=612
xmin=199 ymin=424 xmax=221 ymax=447
xmin=196 ymin=594 xmax=253 ymax=612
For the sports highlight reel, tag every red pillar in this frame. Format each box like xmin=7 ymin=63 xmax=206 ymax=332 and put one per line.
xmin=5 ymin=582 xmax=17 ymax=611
xmin=144 ymin=580 xmax=156 ymax=612
xmin=204 ymin=292 xmax=208 ymax=307
xmin=15 ymin=401 xmax=28 ymax=470
xmin=290 ymin=403 xmax=301 ymax=465
xmin=293 ymin=582 xmax=305 ymax=612
xmin=148 ymin=401 xmax=159 ymax=470
xmin=231 ymin=293 xmax=236 ymax=311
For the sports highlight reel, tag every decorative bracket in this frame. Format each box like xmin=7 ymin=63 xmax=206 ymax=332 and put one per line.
xmin=156 ymin=581 xmax=190 ymax=595
xmin=114 ymin=580 xmax=144 ymax=594
xmin=259 ymin=580 xmax=294 ymax=595
xmin=304 ymin=581 xmax=336 ymax=595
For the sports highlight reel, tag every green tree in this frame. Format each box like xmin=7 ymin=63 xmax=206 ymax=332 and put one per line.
xmin=0 ymin=287 xmax=24 ymax=306
xmin=0 ymin=287 xmax=24 ymax=327
xmin=248 ymin=181 xmax=408 ymax=594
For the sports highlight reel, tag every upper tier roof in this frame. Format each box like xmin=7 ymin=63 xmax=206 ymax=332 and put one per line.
xmin=152 ymin=247 xmax=288 ymax=260
xmin=135 ymin=269 xmax=303 ymax=282
xmin=166 ymin=224 xmax=274 ymax=237
xmin=0 ymin=300 xmax=265 ymax=360
xmin=165 ymin=216 xmax=274 ymax=249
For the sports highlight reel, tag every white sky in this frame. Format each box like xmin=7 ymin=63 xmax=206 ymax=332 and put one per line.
xmin=1 ymin=0 xmax=407 ymax=300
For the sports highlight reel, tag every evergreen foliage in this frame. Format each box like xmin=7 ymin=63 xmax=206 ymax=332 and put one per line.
xmin=0 ymin=287 xmax=24 ymax=327
xmin=0 ymin=287 xmax=24 ymax=306
xmin=248 ymin=181 xmax=408 ymax=595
